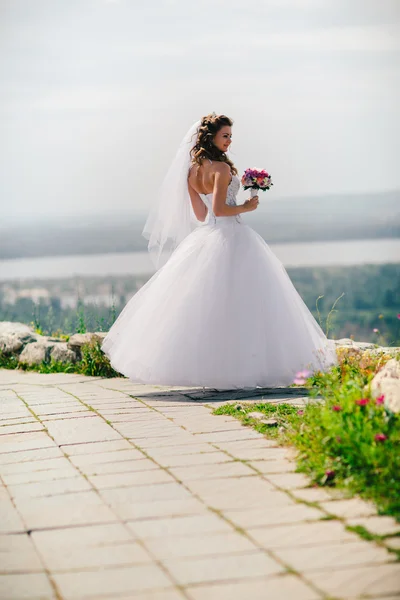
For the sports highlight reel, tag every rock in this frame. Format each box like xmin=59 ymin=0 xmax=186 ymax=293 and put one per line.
xmin=370 ymin=359 xmax=400 ymax=413
xmin=50 ymin=343 xmax=77 ymax=364
xmin=19 ymin=342 xmax=51 ymax=365
xmin=0 ymin=322 xmax=38 ymax=355
xmin=248 ymin=411 xmax=267 ymax=420
xmin=0 ymin=322 xmax=35 ymax=336
xmin=353 ymin=341 xmax=377 ymax=350
xmin=262 ymin=418 xmax=279 ymax=426
xmin=334 ymin=338 xmax=354 ymax=346
xmin=0 ymin=333 xmax=25 ymax=355
xmin=67 ymin=332 xmax=105 ymax=352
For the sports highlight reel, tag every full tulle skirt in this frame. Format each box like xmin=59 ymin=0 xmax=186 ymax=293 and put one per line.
xmin=101 ymin=219 xmax=338 ymax=389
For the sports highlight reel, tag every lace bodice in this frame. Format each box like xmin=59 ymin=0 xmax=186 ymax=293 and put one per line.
xmin=200 ymin=175 xmax=240 ymax=223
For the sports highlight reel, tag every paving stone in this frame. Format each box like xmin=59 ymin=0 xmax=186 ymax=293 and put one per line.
xmin=274 ymin=539 xmax=393 ymax=571
xmin=170 ymin=461 xmax=255 ymax=482
xmin=249 ymin=459 xmax=296 ymax=474
xmin=146 ymin=444 xmax=219 ymax=458
xmin=53 ymin=564 xmax=172 ymax=598
xmin=307 ymin=562 xmax=400 ymax=598
xmin=0 ymin=446 xmax=63 ymax=465
xmin=163 ymin=551 xmax=283 ymax=586
xmin=60 ymin=439 xmax=133 ymax=455
xmin=384 ymin=536 xmax=400 ymax=550
xmin=0 ymin=496 xmax=27 ymax=533
xmin=319 ymin=497 xmax=377 ymax=519
xmin=224 ymin=503 xmax=323 ymax=529
xmin=185 ymin=574 xmax=321 ymax=600
xmin=162 ymin=451 xmax=232 ymax=467
xmin=3 ymin=465 xmax=79 ymax=485
xmin=100 ymin=481 xmax=192 ymax=505
xmin=68 ymin=448 xmax=145 ymax=466
xmin=0 ymin=572 xmax=55 ymax=599
xmin=145 ymin=530 xmax=258 ymax=560
xmin=45 ymin=417 xmax=121 ymax=445
xmin=118 ymin=591 xmax=186 ymax=600
xmin=8 ymin=476 xmax=92 ymax=499
xmin=106 ymin=496 xmax=207 ymax=521
xmin=249 ymin=520 xmax=360 ymax=549
xmin=127 ymin=513 xmax=233 ymax=540
xmin=263 ymin=472 xmax=310 ymax=490
xmin=82 ymin=458 xmax=160 ymax=476
xmin=0 ymin=456 xmax=74 ymax=476
xmin=14 ymin=490 xmax=119 ymax=529
xmin=33 ymin=524 xmax=152 ymax=570
xmin=0 ymin=431 xmax=56 ymax=454
xmin=292 ymin=487 xmax=334 ymax=503
xmin=89 ymin=468 xmax=175 ymax=489
xmin=0 ymin=534 xmax=43 ymax=572
xmin=347 ymin=516 xmax=400 ymax=536
xmin=0 ymin=422 xmax=44 ymax=435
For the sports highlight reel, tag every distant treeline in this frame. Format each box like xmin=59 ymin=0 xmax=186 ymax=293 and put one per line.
xmin=1 ymin=263 xmax=399 ymax=346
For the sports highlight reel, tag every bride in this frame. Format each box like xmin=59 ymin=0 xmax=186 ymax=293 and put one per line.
xmin=101 ymin=112 xmax=338 ymax=390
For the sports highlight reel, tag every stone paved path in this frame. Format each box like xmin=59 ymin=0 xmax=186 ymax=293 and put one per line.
xmin=1 ymin=369 xmax=399 ymax=600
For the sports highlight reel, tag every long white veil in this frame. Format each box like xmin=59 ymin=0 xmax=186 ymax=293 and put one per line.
xmin=142 ymin=119 xmax=202 ymax=270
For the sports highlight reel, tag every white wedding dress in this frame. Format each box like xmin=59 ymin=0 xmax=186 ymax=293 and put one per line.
xmin=101 ymin=169 xmax=338 ymax=390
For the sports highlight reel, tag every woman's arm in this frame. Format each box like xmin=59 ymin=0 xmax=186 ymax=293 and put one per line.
xmin=212 ymin=163 xmax=253 ymax=217
xmin=188 ymin=180 xmax=208 ymax=222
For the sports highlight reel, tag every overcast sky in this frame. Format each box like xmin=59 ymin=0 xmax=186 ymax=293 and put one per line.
xmin=1 ymin=0 xmax=400 ymax=225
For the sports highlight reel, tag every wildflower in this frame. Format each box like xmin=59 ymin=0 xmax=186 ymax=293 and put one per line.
xmin=379 ymin=314 xmax=384 ymax=319
xmin=332 ymin=405 xmax=342 ymax=412
xmin=293 ymin=377 xmax=307 ymax=385
xmin=325 ymin=469 xmax=335 ymax=480
xmin=355 ymin=398 xmax=369 ymax=406
xmin=376 ymin=394 xmax=385 ymax=405
xmin=336 ymin=436 xmax=342 ymax=443
xmin=297 ymin=409 xmax=304 ymax=416
xmin=397 ymin=314 xmax=400 ymax=320
xmin=375 ymin=433 xmax=387 ymax=442
xmin=373 ymin=328 xmax=379 ymax=333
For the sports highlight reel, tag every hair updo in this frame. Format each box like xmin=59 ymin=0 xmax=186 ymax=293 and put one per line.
xmin=190 ymin=113 xmax=238 ymax=176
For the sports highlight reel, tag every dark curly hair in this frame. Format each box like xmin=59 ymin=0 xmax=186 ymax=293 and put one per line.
xmin=190 ymin=113 xmax=238 ymax=176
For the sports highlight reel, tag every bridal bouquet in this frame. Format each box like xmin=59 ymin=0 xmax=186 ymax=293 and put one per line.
xmin=241 ymin=168 xmax=273 ymax=198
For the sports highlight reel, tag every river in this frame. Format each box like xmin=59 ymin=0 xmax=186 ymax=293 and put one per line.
xmin=0 ymin=238 xmax=399 ymax=281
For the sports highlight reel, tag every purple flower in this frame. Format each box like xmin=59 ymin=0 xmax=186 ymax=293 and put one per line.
xmin=325 ymin=469 xmax=335 ymax=480
xmin=375 ymin=433 xmax=387 ymax=442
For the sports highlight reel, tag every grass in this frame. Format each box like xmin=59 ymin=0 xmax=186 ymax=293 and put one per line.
xmin=213 ymin=346 xmax=400 ymax=520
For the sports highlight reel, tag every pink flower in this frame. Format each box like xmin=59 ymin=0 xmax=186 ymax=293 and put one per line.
xmin=374 ymin=433 xmax=387 ymax=442
xmin=297 ymin=409 xmax=304 ymax=416
xmin=296 ymin=370 xmax=312 ymax=378
xmin=397 ymin=314 xmax=400 ymax=319
xmin=325 ymin=469 xmax=335 ymax=480
xmin=356 ymin=398 xmax=369 ymax=406
xmin=373 ymin=328 xmax=379 ymax=333
xmin=332 ymin=405 xmax=342 ymax=412
xmin=376 ymin=394 xmax=385 ymax=405
xmin=293 ymin=377 xmax=307 ymax=385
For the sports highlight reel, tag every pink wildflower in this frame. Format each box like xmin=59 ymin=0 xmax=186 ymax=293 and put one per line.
xmin=332 ymin=405 xmax=342 ymax=412
xmin=374 ymin=433 xmax=387 ymax=442
xmin=373 ymin=328 xmax=379 ymax=333
xmin=325 ymin=469 xmax=335 ymax=480
xmin=355 ymin=398 xmax=369 ymax=406
xmin=375 ymin=394 xmax=385 ymax=405
xmin=297 ymin=409 xmax=304 ymax=416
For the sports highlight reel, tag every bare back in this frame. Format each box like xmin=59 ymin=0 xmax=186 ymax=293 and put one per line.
xmin=188 ymin=159 xmax=231 ymax=195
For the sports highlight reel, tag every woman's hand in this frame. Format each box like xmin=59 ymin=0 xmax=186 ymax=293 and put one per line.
xmin=243 ymin=196 xmax=259 ymax=212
